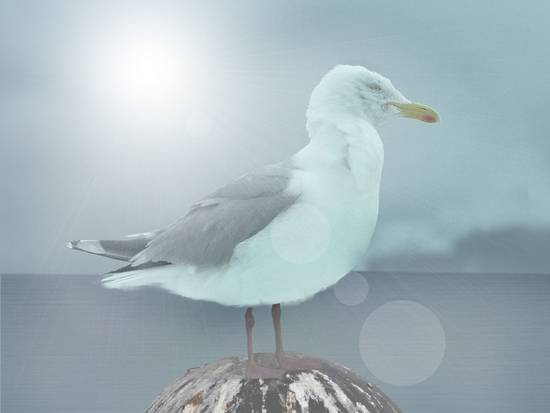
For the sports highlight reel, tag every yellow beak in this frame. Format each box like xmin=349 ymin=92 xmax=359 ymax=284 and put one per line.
xmin=389 ymin=102 xmax=440 ymax=123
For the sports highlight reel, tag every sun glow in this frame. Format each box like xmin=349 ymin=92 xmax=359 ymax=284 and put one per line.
xmin=107 ymin=37 xmax=180 ymax=104
xmin=86 ymin=20 xmax=202 ymax=118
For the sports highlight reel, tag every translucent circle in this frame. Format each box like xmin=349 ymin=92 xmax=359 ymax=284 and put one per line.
xmin=185 ymin=111 xmax=213 ymax=138
xmin=270 ymin=203 xmax=331 ymax=264
xmin=334 ymin=272 xmax=369 ymax=306
xmin=359 ymin=300 xmax=445 ymax=386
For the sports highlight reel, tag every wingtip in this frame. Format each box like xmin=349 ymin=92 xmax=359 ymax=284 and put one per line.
xmin=66 ymin=240 xmax=77 ymax=249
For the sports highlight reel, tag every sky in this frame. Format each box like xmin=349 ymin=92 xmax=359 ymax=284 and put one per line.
xmin=1 ymin=0 xmax=550 ymax=275
xmin=2 ymin=2 xmax=550 ymax=412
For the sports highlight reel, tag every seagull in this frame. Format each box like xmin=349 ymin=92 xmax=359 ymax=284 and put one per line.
xmin=68 ymin=65 xmax=439 ymax=377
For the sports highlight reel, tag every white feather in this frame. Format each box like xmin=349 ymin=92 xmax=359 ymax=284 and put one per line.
xmin=103 ymin=65 xmax=391 ymax=306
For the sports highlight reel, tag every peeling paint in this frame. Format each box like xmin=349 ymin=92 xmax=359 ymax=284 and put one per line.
xmin=147 ymin=353 xmax=401 ymax=413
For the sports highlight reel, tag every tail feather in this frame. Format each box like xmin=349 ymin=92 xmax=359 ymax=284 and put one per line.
xmin=108 ymin=261 xmax=172 ymax=274
xmin=68 ymin=231 xmax=172 ymax=290
xmin=67 ymin=233 xmax=157 ymax=261
xmin=101 ymin=261 xmax=172 ymax=290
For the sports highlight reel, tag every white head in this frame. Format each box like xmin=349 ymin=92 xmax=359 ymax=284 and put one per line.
xmin=307 ymin=65 xmax=439 ymax=131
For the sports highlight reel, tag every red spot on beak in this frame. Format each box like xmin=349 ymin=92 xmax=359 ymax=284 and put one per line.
xmin=422 ymin=115 xmax=436 ymax=123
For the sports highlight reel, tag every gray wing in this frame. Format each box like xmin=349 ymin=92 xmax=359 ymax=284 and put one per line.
xmin=67 ymin=231 xmax=160 ymax=261
xmin=130 ymin=165 xmax=300 ymax=269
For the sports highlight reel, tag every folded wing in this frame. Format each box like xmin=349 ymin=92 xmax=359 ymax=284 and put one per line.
xmin=129 ymin=165 xmax=300 ymax=270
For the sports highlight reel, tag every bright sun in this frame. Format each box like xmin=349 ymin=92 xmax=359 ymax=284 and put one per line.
xmin=88 ymin=21 xmax=194 ymax=116
xmin=110 ymin=39 xmax=178 ymax=103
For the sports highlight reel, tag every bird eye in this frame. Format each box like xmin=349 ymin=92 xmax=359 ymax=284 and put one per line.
xmin=368 ymin=83 xmax=382 ymax=92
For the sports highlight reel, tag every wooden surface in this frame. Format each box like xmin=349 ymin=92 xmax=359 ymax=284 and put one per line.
xmin=146 ymin=352 xmax=401 ymax=413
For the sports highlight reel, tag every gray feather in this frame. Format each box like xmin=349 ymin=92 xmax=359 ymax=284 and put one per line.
xmin=67 ymin=232 xmax=159 ymax=261
xmin=131 ymin=165 xmax=299 ymax=269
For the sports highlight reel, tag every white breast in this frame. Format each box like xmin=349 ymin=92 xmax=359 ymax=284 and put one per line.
xmin=212 ymin=164 xmax=380 ymax=306
xmin=142 ymin=121 xmax=384 ymax=307
xmin=206 ymin=124 xmax=383 ymax=305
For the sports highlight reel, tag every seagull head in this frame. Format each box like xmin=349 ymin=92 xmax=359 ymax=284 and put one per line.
xmin=307 ymin=65 xmax=439 ymax=129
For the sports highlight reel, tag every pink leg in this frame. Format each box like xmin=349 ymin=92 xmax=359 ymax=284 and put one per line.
xmin=272 ymin=303 xmax=284 ymax=356
xmin=245 ymin=308 xmax=255 ymax=363
xmin=245 ymin=307 xmax=284 ymax=378
xmin=272 ymin=303 xmax=321 ymax=371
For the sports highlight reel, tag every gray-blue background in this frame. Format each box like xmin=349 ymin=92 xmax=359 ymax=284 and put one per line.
xmin=2 ymin=1 xmax=550 ymax=412
xmin=2 ymin=0 xmax=550 ymax=275
xmin=3 ymin=272 xmax=550 ymax=412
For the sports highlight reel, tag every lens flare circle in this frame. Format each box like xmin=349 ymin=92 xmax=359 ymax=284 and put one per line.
xmin=333 ymin=272 xmax=369 ymax=306
xmin=359 ymin=300 xmax=446 ymax=386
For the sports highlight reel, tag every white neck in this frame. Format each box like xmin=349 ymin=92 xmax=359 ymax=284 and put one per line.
xmin=293 ymin=117 xmax=384 ymax=191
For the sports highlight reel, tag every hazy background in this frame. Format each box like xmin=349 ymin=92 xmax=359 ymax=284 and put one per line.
xmin=3 ymin=272 xmax=550 ymax=413
xmin=1 ymin=0 xmax=550 ymax=274
xmin=2 ymin=1 xmax=550 ymax=412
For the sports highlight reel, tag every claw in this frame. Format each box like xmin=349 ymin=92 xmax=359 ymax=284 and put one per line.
xmin=276 ymin=353 xmax=322 ymax=371
xmin=246 ymin=361 xmax=285 ymax=379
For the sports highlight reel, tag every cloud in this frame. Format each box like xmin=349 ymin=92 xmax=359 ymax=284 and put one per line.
xmin=368 ymin=225 xmax=550 ymax=274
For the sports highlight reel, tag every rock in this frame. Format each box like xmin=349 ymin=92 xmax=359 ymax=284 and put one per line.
xmin=146 ymin=352 xmax=401 ymax=413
